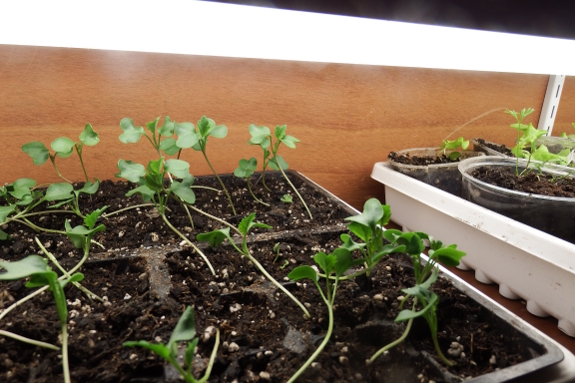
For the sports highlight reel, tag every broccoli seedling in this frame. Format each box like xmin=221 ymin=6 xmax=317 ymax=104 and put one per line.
xmin=369 ymin=230 xmax=465 ymax=366
xmin=336 ymin=198 xmax=405 ymax=279
xmin=280 ymin=194 xmax=293 ymax=204
xmin=124 ymin=307 xmax=219 ymax=383
xmin=248 ymin=124 xmax=312 ymax=219
xmin=197 ymin=213 xmax=310 ymax=317
xmin=0 ymin=255 xmax=84 ymax=383
xmin=22 ymin=124 xmax=100 ymax=183
xmin=173 ymin=116 xmax=237 ymax=215
xmin=438 ymin=137 xmax=469 ymax=160
xmin=234 ymin=157 xmax=269 ymax=207
xmin=286 ymin=249 xmax=352 ymax=383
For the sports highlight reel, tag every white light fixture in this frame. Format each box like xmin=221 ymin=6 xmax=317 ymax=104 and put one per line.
xmin=1 ymin=0 xmax=574 ymax=75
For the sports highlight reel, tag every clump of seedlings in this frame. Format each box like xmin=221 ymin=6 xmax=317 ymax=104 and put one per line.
xmin=124 ymin=306 xmax=219 ymax=383
xmin=286 ymin=248 xmax=352 ymax=382
xmin=22 ymin=124 xmax=100 ymax=184
xmin=117 ymin=115 xmax=237 ymax=275
xmin=439 ymin=136 xmax=469 ymax=160
xmin=233 ymin=157 xmax=269 ymax=207
xmin=247 ymin=124 xmax=312 ymax=219
xmin=369 ymin=229 xmax=466 ymax=366
xmin=505 ymin=108 xmax=571 ymax=175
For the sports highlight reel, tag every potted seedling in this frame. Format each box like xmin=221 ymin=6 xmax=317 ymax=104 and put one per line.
xmin=387 ymin=136 xmax=484 ymax=196
xmin=458 ymin=108 xmax=575 ymax=244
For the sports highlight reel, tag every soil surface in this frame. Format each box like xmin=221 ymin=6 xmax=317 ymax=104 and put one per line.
xmin=388 ymin=151 xmax=458 ymax=166
xmin=0 ymin=173 xmax=551 ymax=382
xmin=473 ymin=139 xmax=513 ymax=157
xmin=470 ymin=166 xmax=575 ymax=197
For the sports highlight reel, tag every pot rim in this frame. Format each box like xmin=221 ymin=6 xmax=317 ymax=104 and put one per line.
xmin=458 ymin=156 xmax=575 ymax=203
xmin=389 ymin=147 xmax=484 ymax=170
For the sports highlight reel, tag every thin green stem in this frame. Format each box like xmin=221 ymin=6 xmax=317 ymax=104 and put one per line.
xmin=185 ymin=204 xmax=241 ymax=235
xmin=239 ymin=242 xmax=310 ymax=318
xmin=287 ymin=282 xmax=333 ymax=383
xmin=201 ymin=150 xmax=236 ymax=215
xmin=0 ymin=329 xmax=60 ymax=350
xmin=431 ymin=330 xmax=455 ymax=366
xmin=75 ymin=145 xmax=89 ymax=183
xmin=369 ymin=318 xmax=414 ymax=362
xmin=191 ymin=185 xmax=221 ymax=193
xmin=101 ymin=203 xmax=156 ymax=218
xmin=319 ymin=268 xmax=367 ymax=281
xmin=277 ymin=165 xmax=312 ymax=220
xmin=246 ymin=179 xmax=270 ymax=207
xmin=183 ymin=204 xmax=194 ymax=230
xmin=161 ymin=214 xmax=215 ymax=276
xmin=198 ymin=329 xmax=220 ymax=383
xmin=35 ymin=238 xmax=103 ymax=302
xmin=50 ymin=157 xmax=73 ymax=184
xmin=61 ymin=324 xmax=71 ymax=383
xmin=12 ymin=218 xmax=66 ymax=235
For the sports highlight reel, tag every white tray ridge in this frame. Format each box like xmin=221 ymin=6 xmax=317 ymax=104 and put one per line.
xmin=371 ymin=162 xmax=575 ymax=337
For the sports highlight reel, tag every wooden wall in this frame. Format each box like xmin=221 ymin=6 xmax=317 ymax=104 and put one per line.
xmin=1 ymin=44 xmax=567 ymax=209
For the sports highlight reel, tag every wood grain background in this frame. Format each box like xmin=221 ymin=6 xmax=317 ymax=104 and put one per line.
xmin=1 ymin=44 xmax=568 ymax=209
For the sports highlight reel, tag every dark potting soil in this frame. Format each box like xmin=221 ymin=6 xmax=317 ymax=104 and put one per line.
xmin=388 ymin=152 xmax=459 ymax=166
xmin=470 ymin=165 xmax=575 ymax=198
xmin=0 ymin=175 xmax=547 ymax=382
xmin=473 ymin=139 xmax=513 ymax=157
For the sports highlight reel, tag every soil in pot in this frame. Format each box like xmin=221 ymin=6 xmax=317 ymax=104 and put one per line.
xmin=388 ymin=149 xmax=484 ymax=196
xmin=472 ymin=139 xmax=512 ymax=157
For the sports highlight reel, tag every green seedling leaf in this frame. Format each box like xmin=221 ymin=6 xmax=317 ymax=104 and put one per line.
xmin=197 ymin=227 xmax=231 ymax=248
xmin=146 ymin=116 xmax=160 ymax=136
xmin=288 ymin=265 xmax=318 ymax=283
xmin=281 ymin=134 xmax=300 ymax=149
xmin=76 ymin=179 xmax=100 ymax=196
xmin=22 ymin=142 xmax=50 ymax=165
xmin=175 ymin=122 xmax=199 ymax=149
xmin=396 ymin=232 xmax=425 ymax=255
xmin=371 ymin=244 xmax=406 ymax=264
xmin=381 ymin=205 xmax=391 ymax=226
xmin=165 ymin=159 xmax=190 ymax=179
xmin=430 ymin=246 xmax=465 ymax=267
xmin=65 ymin=219 xmax=106 ymax=249
xmin=314 ymin=252 xmax=336 ymax=276
xmin=158 ymin=116 xmax=175 ymax=137
xmin=58 ymin=272 xmax=84 ymax=289
xmin=126 ymin=185 xmax=156 ymax=202
xmin=0 ymin=255 xmax=50 ymax=280
xmin=197 ymin=116 xmax=214 ymax=138
xmin=268 ymin=155 xmax=288 ymax=171
xmin=84 ymin=206 xmax=109 ymax=229
xmin=234 ymin=158 xmax=257 ymax=178
xmin=275 ymin=125 xmax=287 ymax=141
xmin=9 ymin=178 xmax=36 ymax=199
xmin=340 ymin=233 xmax=366 ymax=252
xmin=403 ymin=268 xmax=439 ymax=295
xmin=333 ymin=248 xmax=352 ymax=277
xmin=238 ymin=213 xmax=272 ymax=236
xmin=116 ymin=160 xmax=146 ymax=183
xmin=168 ymin=306 xmax=196 ymax=345
xmin=79 ymin=124 xmax=100 ymax=146
xmin=51 ymin=137 xmax=76 ymax=158
xmin=280 ymin=194 xmax=293 ymax=203
xmin=0 ymin=229 xmax=10 ymax=240
xmin=345 ymin=198 xmax=384 ymax=234
xmin=395 ymin=293 xmax=439 ymax=322
xmin=45 ymin=182 xmax=74 ymax=201
xmin=170 ymin=175 xmax=196 ymax=204
xmin=210 ymin=124 xmax=228 ymax=138
xmin=248 ymin=124 xmax=271 ymax=147
xmin=123 ymin=341 xmax=171 ymax=359
xmin=159 ymin=137 xmax=179 ymax=155
xmin=382 ymin=229 xmax=403 ymax=243
xmin=119 ymin=118 xmax=146 ymax=143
